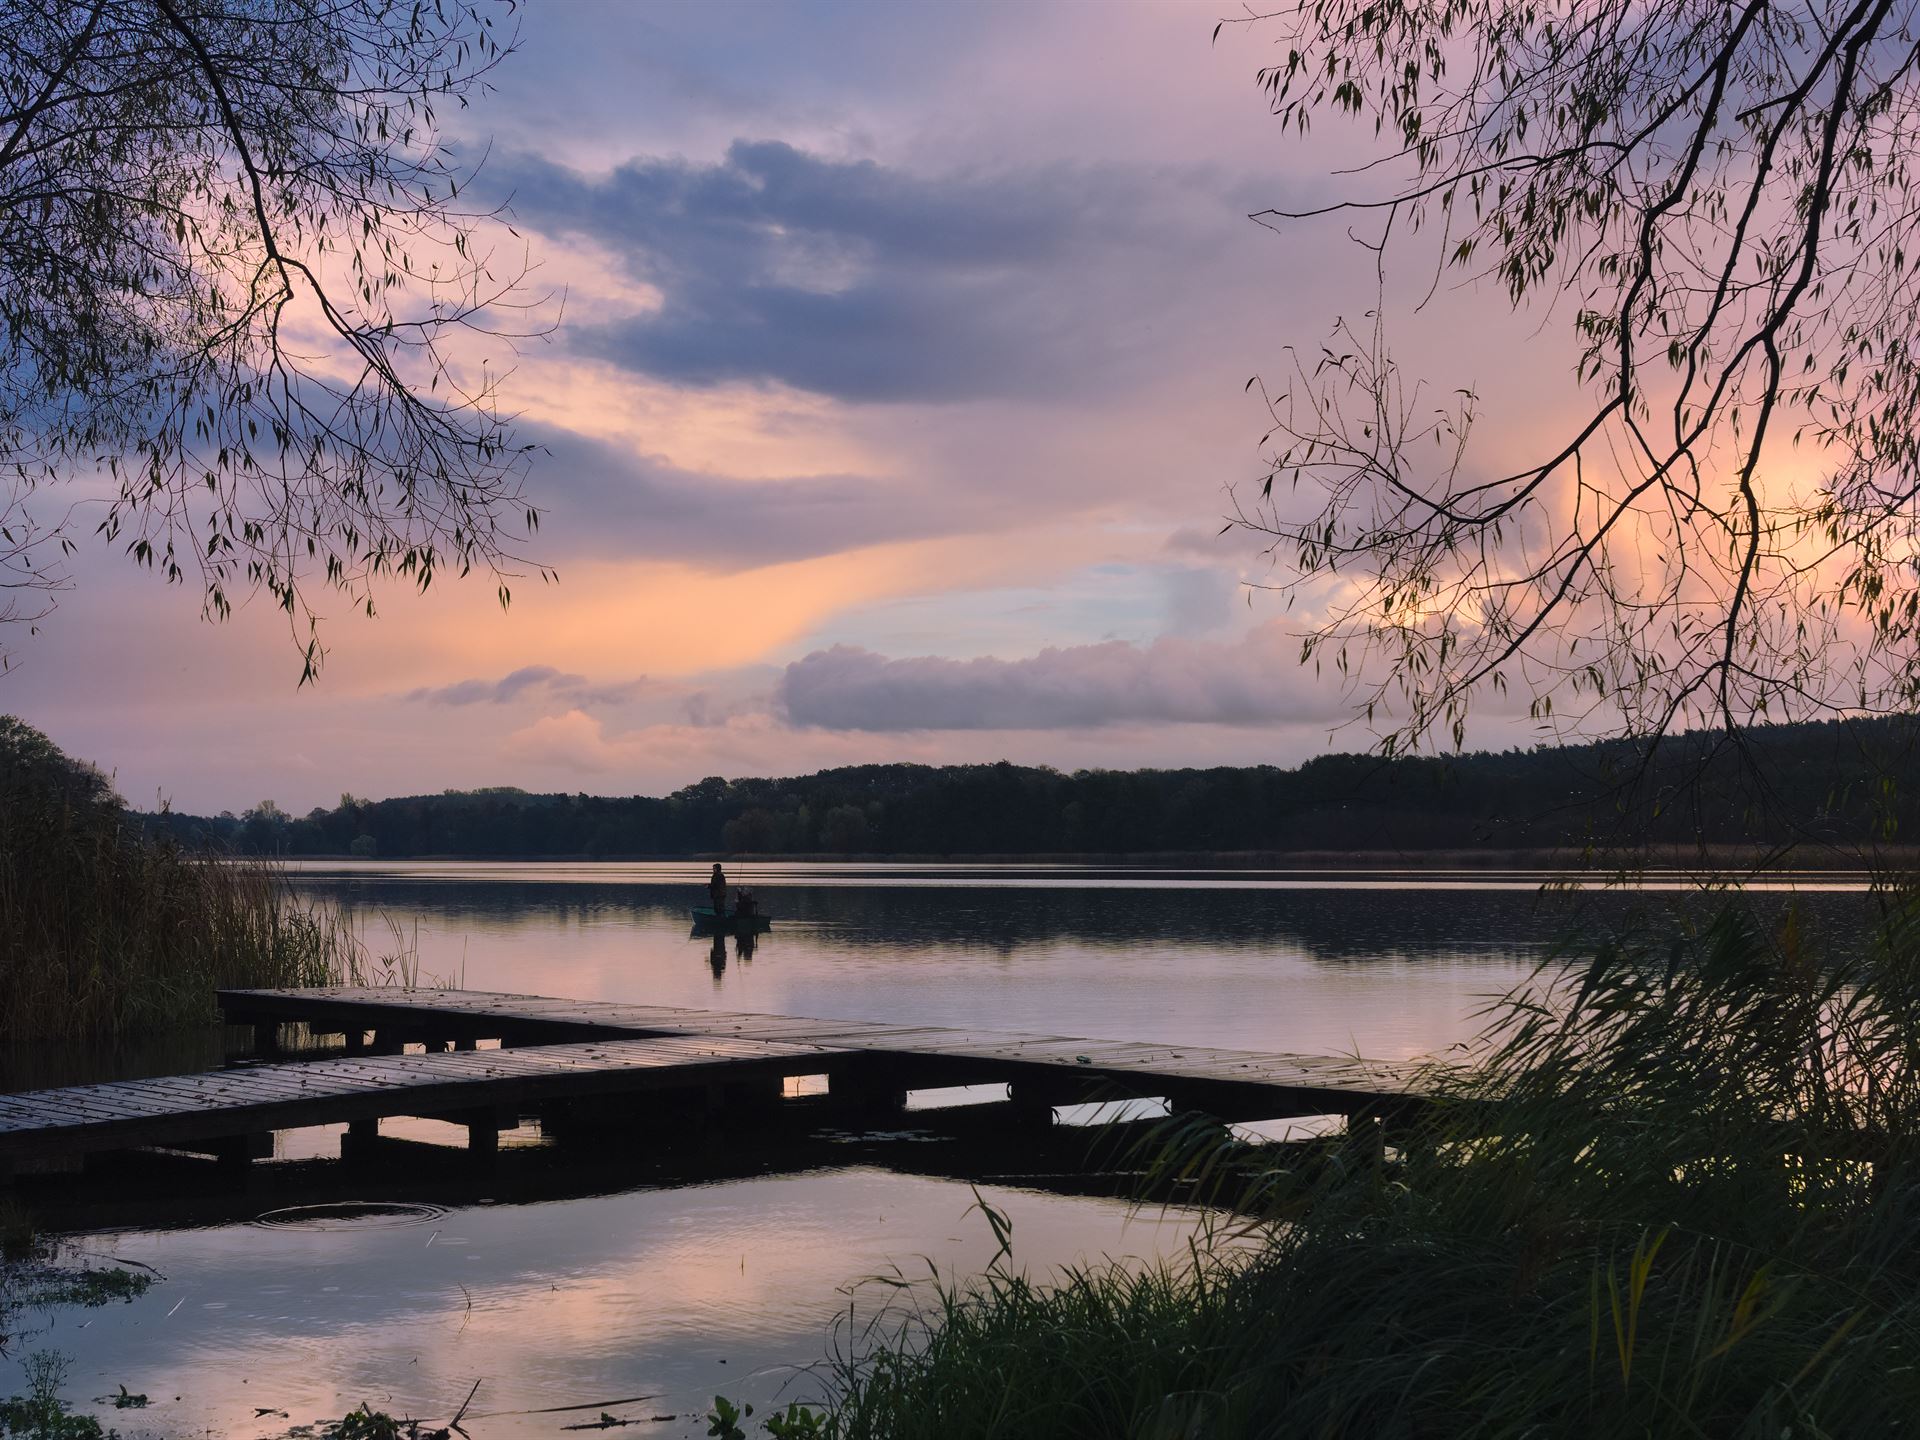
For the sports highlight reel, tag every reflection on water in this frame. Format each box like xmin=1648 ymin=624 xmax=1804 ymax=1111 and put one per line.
xmin=5 ymin=1171 xmax=1215 ymax=1439
xmin=4 ymin=864 xmax=1887 ymax=1437
xmin=283 ymin=862 xmax=1882 ymax=1062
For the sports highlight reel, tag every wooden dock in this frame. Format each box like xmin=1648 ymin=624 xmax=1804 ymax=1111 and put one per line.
xmin=0 ymin=987 xmax=1434 ymax=1178
xmin=0 ymin=1033 xmax=839 ymax=1168
xmin=217 ymin=986 xmax=1428 ymax=1115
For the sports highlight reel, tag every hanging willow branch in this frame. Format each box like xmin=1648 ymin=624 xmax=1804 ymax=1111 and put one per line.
xmin=0 ymin=0 xmax=554 ymax=679
xmin=1227 ymin=0 xmax=1920 ymax=761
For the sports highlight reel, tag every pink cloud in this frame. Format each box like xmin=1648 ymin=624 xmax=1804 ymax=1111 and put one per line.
xmin=778 ymin=623 xmax=1345 ymax=731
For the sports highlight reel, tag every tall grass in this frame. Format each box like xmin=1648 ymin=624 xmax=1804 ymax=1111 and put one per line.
xmin=822 ymin=900 xmax=1920 ymax=1438
xmin=0 ymin=716 xmax=361 ymax=1045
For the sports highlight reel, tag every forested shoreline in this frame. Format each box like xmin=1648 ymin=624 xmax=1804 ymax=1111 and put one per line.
xmin=144 ymin=717 xmax=1920 ymax=860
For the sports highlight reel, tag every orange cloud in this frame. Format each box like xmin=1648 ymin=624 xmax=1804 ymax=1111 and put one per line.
xmin=317 ymin=524 xmax=1154 ymax=695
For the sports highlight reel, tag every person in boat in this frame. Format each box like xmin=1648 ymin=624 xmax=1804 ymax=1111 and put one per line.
xmin=708 ymin=862 xmax=728 ymax=918
xmin=733 ymin=888 xmax=758 ymax=920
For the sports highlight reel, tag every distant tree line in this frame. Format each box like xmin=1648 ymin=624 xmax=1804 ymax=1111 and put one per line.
xmin=137 ymin=719 xmax=1920 ymax=860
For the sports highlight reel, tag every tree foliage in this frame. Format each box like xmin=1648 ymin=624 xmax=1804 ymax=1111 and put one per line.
xmin=145 ymin=720 xmax=1920 ymax=858
xmin=0 ymin=709 xmax=116 ymax=813
xmin=0 ymin=715 xmax=354 ymax=1042
xmin=1228 ymin=1 xmax=1920 ymax=754
xmin=0 ymin=0 xmax=548 ymax=677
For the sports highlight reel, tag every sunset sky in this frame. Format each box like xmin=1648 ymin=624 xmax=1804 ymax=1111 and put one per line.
xmin=7 ymin=0 xmax=1567 ymax=815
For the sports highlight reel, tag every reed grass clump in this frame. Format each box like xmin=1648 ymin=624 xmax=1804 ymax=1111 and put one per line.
xmin=0 ymin=716 xmax=358 ymax=1044
xmin=824 ymin=900 xmax=1920 ymax=1439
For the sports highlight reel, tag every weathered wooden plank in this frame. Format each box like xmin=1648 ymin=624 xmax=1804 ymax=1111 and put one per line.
xmin=0 ymin=1079 xmax=183 ymax=1118
xmin=214 ymin=987 xmax=1431 ymax=1099
xmin=3 ymin=989 xmax=1437 ymax=1168
xmin=0 ymin=1032 xmax=848 ymax=1161
xmin=2 ymin=1079 xmax=234 ymax=1119
xmin=89 ymin=1067 xmax=416 ymax=1106
xmin=0 ymin=1093 xmax=155 ymax=1129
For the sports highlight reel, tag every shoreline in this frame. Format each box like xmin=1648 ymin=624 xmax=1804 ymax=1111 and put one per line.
xmin=271 ymin=844 xmax=1920 ymax=872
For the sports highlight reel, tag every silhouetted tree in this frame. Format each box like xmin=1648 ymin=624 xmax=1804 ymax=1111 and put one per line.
xmin=0 ymin=0 xmax=549 ymax=676
xmin=1230 ymin=2 xmax=1920 ymax=760
xmin=821 ymin=804 xmax=869 ymax=854
xmin=141 ymin=723 xmax=1920 ymax=859
xmin=723 ymin=807 xmax=779 ymax=854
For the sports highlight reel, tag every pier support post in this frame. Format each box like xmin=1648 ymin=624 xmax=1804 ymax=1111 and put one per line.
xmin=452 ymin=1106 xmax=513 ymax=1164
xmin=467 ymin=1117 xmax=499 ymax=1163
xmin=342 ymin=1117 xmax=380 ymax=1161
xmin=1007 ymin=1081 xmax=1057 ymax=1131
xmin=208 ymin=1132 xmax=270 ymax=1179
xmin=830 ymin=1059 xmax=909 ymax=1123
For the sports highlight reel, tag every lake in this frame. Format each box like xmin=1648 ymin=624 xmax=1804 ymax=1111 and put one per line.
xmin=5 ymin=863 xmax=1883 ymax=1438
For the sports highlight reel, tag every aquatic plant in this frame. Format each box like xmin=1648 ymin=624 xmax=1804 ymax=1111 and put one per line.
xmin=1 ymin=1223 xmax=154 ymax=1363
xmin=762 ymin=1403 xmax=827 ymax=1439
xmin=296 ymin=1401 xmax=454 ymax=1440
xmin=328 ymin=1406 xmax=400 ymax=1440
xmin=816 ymin=898 xmax=1920 ymax=1438
xmin=706 ymin=1396 xmax=752 ymax=1440
xmin=0 ymin=1352 xmax=107 ymax=1440
xmin=0 ymin=717 xmax=370 ymax=1045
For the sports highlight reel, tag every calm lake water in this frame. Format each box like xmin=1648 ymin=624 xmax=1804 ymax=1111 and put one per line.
xmin=7 ymin=863 xmax=1885 ymax=1438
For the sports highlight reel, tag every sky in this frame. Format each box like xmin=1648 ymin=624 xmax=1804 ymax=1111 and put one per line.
xmin=5 ymin=0 xmax=1569 ymax=815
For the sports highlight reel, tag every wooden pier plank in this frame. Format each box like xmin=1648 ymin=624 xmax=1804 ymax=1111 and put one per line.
xmin=2 ymin=988 xmax=1438 ymax=1169
xmin=217 ymin=987 xmax=1433 ymax=1101
xmin=0 ymin=1033 xmax=845 ymax=1161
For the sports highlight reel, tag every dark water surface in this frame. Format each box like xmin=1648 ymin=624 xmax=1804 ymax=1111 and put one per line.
xmin=286 ymin=860 xmax=1883 ymax=1059
xmin=5 ymin=864 xmax=1882 ymax=1437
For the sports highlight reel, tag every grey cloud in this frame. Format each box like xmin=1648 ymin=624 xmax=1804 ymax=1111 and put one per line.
xmin=1163 ymin=524 xmax=1247 ymax=559
xmin=1163 ymin=564 xmax=1238 ymax=635
xmin=496 ymin=140 xmax=1236 ymax=402
xmin=407 ymin=665 xmax=581 ymax=705
xmin=776 ymin=626 xmax=1341 ymax=732
xmin=520 ymin=419 xmax=990 ymax=568
xmin=681 ymin=687 xmax=774 ymax=728
xmin=405 ymin=666 xmax=651 ymax=708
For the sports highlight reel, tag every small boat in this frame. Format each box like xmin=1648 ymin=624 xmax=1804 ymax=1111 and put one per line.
xmin=690 ymin=906 xmax=773 ymax=934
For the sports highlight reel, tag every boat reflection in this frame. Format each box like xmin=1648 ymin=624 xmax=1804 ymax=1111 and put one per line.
xmin=698 ymin=926 xmax=759 ymax=984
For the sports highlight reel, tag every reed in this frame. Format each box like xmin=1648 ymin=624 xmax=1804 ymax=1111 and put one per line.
xmin=0 ymin=717 xmax=363 ymax=1045
xmin=822 ymin=897 xmax=1920 ymax=1438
